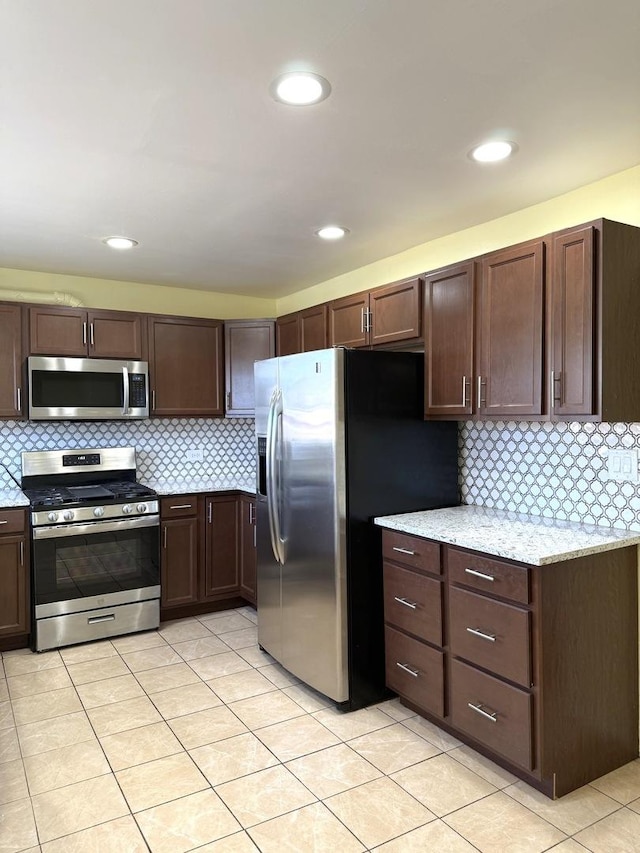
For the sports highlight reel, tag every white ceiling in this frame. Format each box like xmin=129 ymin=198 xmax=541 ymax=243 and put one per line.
xmin=1 ymin=0 xmax=639 ymax=299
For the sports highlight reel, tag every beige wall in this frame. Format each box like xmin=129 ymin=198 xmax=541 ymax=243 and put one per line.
xmin=276 ymin=163 xmax=640 ymax=315
xmin=0 ymin=267 xmax=276 ymax=319
xmin=2 ymin=164 xmax=639 ymax=320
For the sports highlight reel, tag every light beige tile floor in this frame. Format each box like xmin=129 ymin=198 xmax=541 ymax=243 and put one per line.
xmin=0 ymin=606 xmax=637 ymax=852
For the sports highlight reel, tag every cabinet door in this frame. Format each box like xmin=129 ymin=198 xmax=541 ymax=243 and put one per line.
xmin=328 ymin=292 xmax=369 ymax=348
xmin=88 ymin=310 xmax=146 ymax=360
xmin=149 ymin=316 xmax=223 ymax=416
xmin=0 ymin=535 xmax=28 ymax=636
xmin=550 ymin=226 xmax=595 ymax=417
xmin=204 ymin=497 xmax=239 ymax=598
xmin=276 ymin=313 xmax=300 ymax=356
xmin=369 ymin=277 xmax=422 ymax=347
xmin=424 ymin=263 xmax=475 ymax=418
xmin=239 ymin=497 xmax=257 ymax=605
xmin=225 ymin=320 xmax=275 ymax=417
xmin=160 ymin=517 xmax=199 ymax=608
xmin=29 ymin=306 xmax=88 ymax=356
xmin=0 ymin=303 xmax=24 ymax=419
xmin=478 ymin=241 xmax=544 ymax=417
xmin=300 ymin=304 xmax=327 ymax=352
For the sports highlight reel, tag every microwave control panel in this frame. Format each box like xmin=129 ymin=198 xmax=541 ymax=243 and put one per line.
xmin=130 ymin=374 xmax=147 ymax=407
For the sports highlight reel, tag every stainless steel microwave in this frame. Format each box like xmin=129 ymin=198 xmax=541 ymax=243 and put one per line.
xmin=28 ymin=356 xmax=150 ymax=420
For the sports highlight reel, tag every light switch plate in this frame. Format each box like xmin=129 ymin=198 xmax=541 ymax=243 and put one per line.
xmin=607 ymin=449 xmax=638 ymax=483
xmin=185 ymin=447 xmax=204 ymax=462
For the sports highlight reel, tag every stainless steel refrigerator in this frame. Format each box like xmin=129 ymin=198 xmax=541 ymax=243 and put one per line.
xmin=255 ymin=347 xmax=457 ymax=710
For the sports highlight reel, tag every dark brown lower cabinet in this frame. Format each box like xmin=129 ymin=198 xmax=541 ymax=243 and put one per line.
xmin=160 ymin=493 xmax=256 ymax=618
xmin=160 ymin=497 xmax=199 ymax=609
xmin=382 ymin=529 xmax=638 ymax=798
xmin=0 ymin=509 xmax=29 ymax=650
xmin=204 ymin=496 xmax=239 ymax=598
xmin=239 ymin=496 xmax=257 ymax=605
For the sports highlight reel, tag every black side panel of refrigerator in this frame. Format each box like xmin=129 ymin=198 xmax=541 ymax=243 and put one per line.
xmin=343 ymin=350 xmax=458 ymax=710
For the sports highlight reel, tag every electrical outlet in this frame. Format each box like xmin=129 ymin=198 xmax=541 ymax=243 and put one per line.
xmin=607 ymin=449 xmax=638 ymax=483
xmin=185 ymin=447 xmax=204 ymax=463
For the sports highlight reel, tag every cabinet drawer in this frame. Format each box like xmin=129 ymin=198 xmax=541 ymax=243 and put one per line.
xmin=383 ymin=563 xmax=443 ymax=646
xmin=160 ymin=495 xmax=198 ymax=517
xmin=450 ymin=658 xmax=533 ymax=770
xmin=0 ymin=509 xmax=26 ymax=535
xmin=382 ymin=530 xmax=441 ymax=575
xmin=448 ymin=547 xmax=530 ymax=605
xmin=449 ymin=586 xmax=531 ymax=688
xmin=385 ymin=625 xmax=444 ymax=717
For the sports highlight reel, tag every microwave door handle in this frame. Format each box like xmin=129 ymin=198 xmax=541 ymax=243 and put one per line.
xmin=122 ymin=367 xmax=130 ymax=415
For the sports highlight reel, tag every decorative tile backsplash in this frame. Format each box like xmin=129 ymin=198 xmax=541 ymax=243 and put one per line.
xmin=0 ymin=418 xmax=256 ymax=484
xmin=460 ymin=420 xmax=640 ymax=531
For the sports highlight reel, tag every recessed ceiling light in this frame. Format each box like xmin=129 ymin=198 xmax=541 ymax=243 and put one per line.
xmin=469 ymin=140 xmax=516 ymax=163
xmin=102 ymin=236 xmax=139 ymax=250
xmin=316 ymin=226 xmax=349 ymax=240
xmin=270 ymin=72 xmax=331 ymax=106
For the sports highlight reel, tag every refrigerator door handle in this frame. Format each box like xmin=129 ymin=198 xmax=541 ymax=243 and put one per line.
xmin=272 ymin=390 xmax=286 ymax=564
xmin=266 ymin=389 xmax=282 ymax=565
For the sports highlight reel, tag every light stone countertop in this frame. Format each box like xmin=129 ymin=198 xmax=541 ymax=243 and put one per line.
xmin=0 ymin=489 xmax=30 ymax=509
xmin=374 ymin=504 xmax=640 ymax=566
xmin=140 ymin=477 xmax=256 ymax=497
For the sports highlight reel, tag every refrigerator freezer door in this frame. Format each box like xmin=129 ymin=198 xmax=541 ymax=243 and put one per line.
xmin=278 ymin=348 xmax=349 ymax=702
xmin=255 ymin=357 xmax=282 ymax=663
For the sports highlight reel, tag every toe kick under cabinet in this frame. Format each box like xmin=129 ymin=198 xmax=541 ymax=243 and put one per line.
xmin=382 ymin=529 xmax=639 ymax=798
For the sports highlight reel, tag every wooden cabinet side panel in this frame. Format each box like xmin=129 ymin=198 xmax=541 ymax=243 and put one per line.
xmin=225 ymin=321 xmax=275 ymax=416
xmin=239 ymin=497 xmax=257 ymax=604
xmin=551 ymin=227 xmax=595 ymax=417
xmin=276 ymin=313 xmax=301 ymax=356
xmin=478 ymin=241 xmax=544 ymax=416
xmin=424 ymin=263 xmax=475 ymax=418
xmin=538 ymin=548 xmax=638 ymax=796
xmin=369 ymin=278 xmax=422 ymax=346
xmin=149 ymin=317 xmax=223 ymax=416
xmin=300 ymin=304 xmax=328 ymax=352
xmin=204 ymin=497 xmax=240 ymax=598
xmin=0 ymin=534 xmax=28 ymax=636
xmin=29 ymin=307 xmax=87 ymax=356
xmin=0 ymin=303 xmax=23 ymax=418
xmin=88 ymin=311 xmax=146 ymax=360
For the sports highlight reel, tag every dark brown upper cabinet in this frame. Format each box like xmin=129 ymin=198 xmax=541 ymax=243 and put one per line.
xmin=549 ymin=218 xmax=640 ymax=423
xmin=224 ymin=319 xmax=275 ymax=417
xmin=476 ymin=240 xmax=545 ymax=418
xmin=0 ymin=303 xmax=24 ymax=419
xmin=424 ymin=262 xmax=475 ymax=419
xmin=29 ymin=306 xmax=146 ymax=359
xmin=148 ymin=315 xmax=223 ymax=417
xmin=328 ymin=277 xmax=422 ymax=349
xmin=276 ymin=305 xmax=328 ymax=356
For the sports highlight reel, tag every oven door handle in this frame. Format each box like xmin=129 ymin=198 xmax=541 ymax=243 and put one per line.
xmin=32 ymin=515 xmax=159 ymax=540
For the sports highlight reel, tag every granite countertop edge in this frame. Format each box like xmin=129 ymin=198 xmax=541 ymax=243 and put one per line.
xmin=374 ymin=505 xmax=640 ymax=566
xmin=139 ymin=478 xmax=256 ymax=497
xmin=0 ymin=490 xmax=30 ymax=509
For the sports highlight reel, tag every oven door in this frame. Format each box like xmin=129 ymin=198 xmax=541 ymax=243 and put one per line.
xmin=32 ymin=515 xmax=160 ymax=618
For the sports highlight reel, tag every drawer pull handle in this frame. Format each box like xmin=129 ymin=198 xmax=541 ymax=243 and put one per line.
xmin=169 ymin=504 xmax=192 ymax=510
xmin=396 ymin=662 xmax=419 ymax=678
xmin=468 ymin=701 xmax=498 ymax=722
xmin=465 ymin=568 xmax=495 ymax=582
xmin=0 ymin=520 xmax=8 ymax=525
xmin=392 ymin=546 xmax=416 ymax=556
xmin=394 ymin=596 xmax=417 ymax=610
xmin=88 ymin=614 xmax=116 ymax=625
xmin=466 ymin=627 xmax=496 ymax=642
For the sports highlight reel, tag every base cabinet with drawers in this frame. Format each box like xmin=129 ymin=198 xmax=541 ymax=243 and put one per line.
xmin=382 ymin=528 xmax=638 ymax=797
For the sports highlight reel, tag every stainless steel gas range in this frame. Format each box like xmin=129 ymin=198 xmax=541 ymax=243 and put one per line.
xmin=21 ymin=447 xmax=160 ymax=652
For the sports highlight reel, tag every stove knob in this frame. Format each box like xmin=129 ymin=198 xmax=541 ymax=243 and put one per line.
xmin=47 ymin=511 xmax=59 ymax=523
xmin=93 ymin=506 xmax=105 ymax=518
xmin=136 ymin=503 xmax=147 ymax=514
xmin=63 ymin=510 xmax=74 ymax=521
xmin=122 ymin=504 xmax=132 ymax=514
